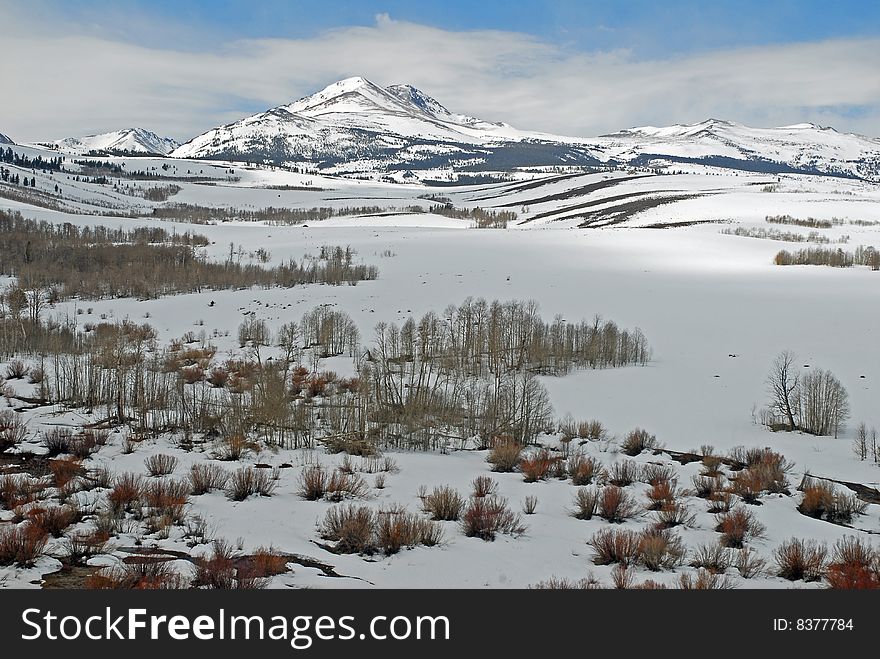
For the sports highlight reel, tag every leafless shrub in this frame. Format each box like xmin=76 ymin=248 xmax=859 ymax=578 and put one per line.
xmin=579 ymin=420 xmax=608 ymax=441
xmin=715 ymin=507 xmax=766 ymax=548
xmin=27 ymin=503 xmax=82 ymax=537
xmin=608 ymin=460 xmax=639 ymax=487
xmin=376 ymin=510 xmax=442 ymax=554
xmin=0 ymin=409 xmax=27 ymax=451
xmin=226 ymin=467 xmax=276 ymax=501
xmin=374 ymin=474 xmax=386 ymax=489
xmin=735 ymin=547 xmax=767 ymax=579
xmin=0 ymin=523 xmax=48 ymax=566
xmin=775 ymin=538 xmax=828 ymax=582
xmin=189 ymin=463 xmax=230 ymax=495
xmin=143 ymin=479 xmax=190 ymax=523
xmin=612 ymin=563 xmax=634 ymax=589
xmin=678 ymin=569 xmax=735 ymax=589
xmin=63 ymin=531 xmax=111 ymax=565
xmin=825 ymin=536 xmax=880 ymax=589
xmin=690 ymin=542 xmax=733 ymax=573
xmin=325 ymin=470 xmax=369 ymax=502
xmin=87 ymin=560 xmax=190 ymax=589
xmin=797 ymin=477 xmax=868 ymax=524
xmin=588 ymin=528 xmax=641 ymax=565
xmin=5 ymin=359 xmax=28 ymax=380
xmin=638 ymin=528 xmax=685 ymax=571
xmin=707 ymin=491 xmax=734 ymax=513
xmin=461 ymin=495 xmax=525 ymax=541
xmin=144 ymin=453 xmax=179 ymax=477
xmin=297 ymin=465 xmax=328 ymax=500
xmin=691 ymin=474 xmax=724 ymax=499
xmin=567 ymin=454 xmax=601 ymax=485
xmin=621 ymin=428 xmax=658 ymax=456
xmin=530 ymin=575 xmax=603 ymax=589
xmin=522 ymin=495 xmax=538 ymax=515
xmin=422 ymin=485 xmax=465 ymax=521
xmin=654 ymin=501 xmax=696 ymax=529
xmin=519 ymin=448 xmax=560 ymax=482
xmin=487 ymin=440 xmax=523 ymax=472
xmin=597 ymin=485 xmax=640 ymax=523
xmin=108 ymin=472 xmax=143 ymax=515
xmin=646 ymin=480 xmax=677 ymax=510
xmin=571 ymin=487 xmax=599 ymax=520
xmin=640 ymin=463 xmax=677 ymax=486
xmin=471 ymin=475 xmax=497 ymax=498
xmin=320 ymin=505 xmax=377 ymax=554
xmin=44 ymin=427 xmax=74 ymax=457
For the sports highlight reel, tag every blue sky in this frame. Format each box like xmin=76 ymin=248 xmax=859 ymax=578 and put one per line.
xmin=28 ymin=0 xmax=880 ymax=54
xmin=2 ymin=1 xmax=879 ymax=140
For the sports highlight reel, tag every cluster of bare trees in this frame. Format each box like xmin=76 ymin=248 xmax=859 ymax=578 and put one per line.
xmin=0 ymin=211 xmax=377 ymax=301
xmin=150 ymin=202 xmax=516 ymax=228
xmin=2 ymin=293 xmax=650 ymax=455
xmin=373 ymin=298 xmax=650 ymax=377
xmin=765 ymin=351 xmax=850 ymax=437
xmin=774 ymin=245 xmax=879 ymax=268
xmin=723 ymin=226 xmax=842 ymax=244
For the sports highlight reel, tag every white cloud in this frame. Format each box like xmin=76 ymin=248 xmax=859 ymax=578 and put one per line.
xmin=1 ymin=11 xmax=877 ymax=142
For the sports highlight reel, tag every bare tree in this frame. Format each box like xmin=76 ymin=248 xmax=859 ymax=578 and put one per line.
xmin=854 ymin=422 xmax=869 ymax=461
xmin=766 ymin=351 xmax=799 ymax=431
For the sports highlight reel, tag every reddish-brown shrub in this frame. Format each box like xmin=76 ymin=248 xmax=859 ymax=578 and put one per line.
xmin=461 ymin=495 xmax=525 ymax=541
xmin=320 ymin=505 xmax=377 ymax=554
xmin=249 ymin=545 xmax=290 ymax=577
xmin=0 ymin=474 xmax=41 ymax=510
xmin=715 ymin=507 xmax=766 ymax=548
xmin=49 ymin=457 xmax=83 ymax=489
xmin=567 ymin=454 xmax=601 ymax=486
xmin=825 ymin=536 xmax=880 ymax=589
xmin=88 ymin=560 xmax=189 ymax=589
xmin=0 ymin=522 xmax=48 ymax=566
xmin=798 ymin=477 xmax=868 ymax=524
xmin=108 ymin=472 xmax=144 ymax=515
xmin=143 ymin=479 xmax=190 ymax=523
xmin=27 ymin=503 xmax=81 ymax=537
xmin=44 ymin=428 xmax=74 ymax=457
xmin=638 ymin=528 xmax=685 ymax=571
xmin=471 ymin=475 xmax=497 ymax=498
xmin=597 ymin=485 xmax=640 ymax=523
xmin=588 ymin=528 xmax=641 ymax=565
xmin=692 ymin=474 xmax=724 ymax=499
xmin=775 ymin=538 xmax=828 ymax=581
xmin=519 ymin=448 xmax=560 ymax=483
xmin=646 ymin=480 xmax=676 ymax=510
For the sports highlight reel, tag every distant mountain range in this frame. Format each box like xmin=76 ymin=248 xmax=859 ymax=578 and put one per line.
xmin=34 ymin=128 xmax=179 ymax=156
xmin=26 ymin=77 xmax=880 ymax=180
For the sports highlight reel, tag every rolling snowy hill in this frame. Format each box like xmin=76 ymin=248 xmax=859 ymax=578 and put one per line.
xmin=35 ymin=127 xmax=179 ymax=155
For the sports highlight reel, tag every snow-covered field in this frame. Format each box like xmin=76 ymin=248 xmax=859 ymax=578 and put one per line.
xmin=1 ymin=147 xmax=879 ymax=590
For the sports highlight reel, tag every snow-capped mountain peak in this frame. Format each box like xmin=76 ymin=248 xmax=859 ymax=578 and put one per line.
xmin=37 ymin=128 xmax=179 ymax=155
xmin=0 ymin=132 xmax=14 ymax=145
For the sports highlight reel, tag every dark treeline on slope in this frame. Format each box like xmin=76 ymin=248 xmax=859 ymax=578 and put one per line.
xmin=774 ymin=245 xmax=880 ymax=269
xmin=0 ymin=209 xmax=378 ymax=302
xmin=152 ymin=202 xmax=515 ymax=227
xmin=1 ymin=147 xmax=64 ymax=171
